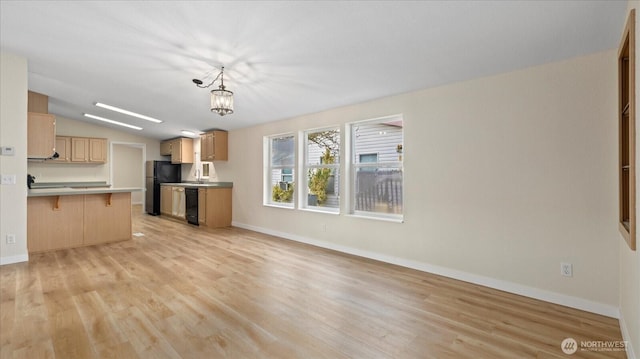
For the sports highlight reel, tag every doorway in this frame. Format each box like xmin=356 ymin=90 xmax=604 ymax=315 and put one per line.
xmin=110 ymin=142 xmax=146 ymax=212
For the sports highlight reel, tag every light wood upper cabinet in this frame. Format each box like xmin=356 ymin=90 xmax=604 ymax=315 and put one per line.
xmin=200 ymin=130 xmax=228 ymax=161
xmin=70 ymin=137 xmax=107 ymax=163
xmin=176 ymin=138 xmax=194 ymax=164
xmin=160 ymin=140 xmax=172 ymax=156
xmin=53 ymin=136 xmax=71 ymax=162
xmin=28 ymin=91 xmax=48 ymax=113
xmin=71 ymin=137 xmax=89 ymax=162
xmin=200 ymin=132 xmax=214 ymax=161
xmin=89 ymin=138 xmax=107 ymax=162
xmin=52 ymin=136 xmax=105 ymax=164
xmin=27 ymin=112 xmax=56 ymax=159
xmin=172 ymin=138 xmax=191 ymax=164
xmin=161 ymin=137 xmax=193 ymax=164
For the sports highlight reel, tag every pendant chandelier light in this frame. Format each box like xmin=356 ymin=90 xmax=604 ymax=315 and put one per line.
xmin=192 ymin=66 xmax=234 ymax=116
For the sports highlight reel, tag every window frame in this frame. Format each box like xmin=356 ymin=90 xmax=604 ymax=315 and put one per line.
xmin=346 ymin=115 xmax=404 ymax=222
xmin=299 ymin=126 xmax=341 ymax=214
xmin=264 ymin=133 xmax=296 ymax=209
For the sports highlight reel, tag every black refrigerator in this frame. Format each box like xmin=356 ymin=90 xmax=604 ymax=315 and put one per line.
xmin=145 ymin=161 xmax=181 ymax=215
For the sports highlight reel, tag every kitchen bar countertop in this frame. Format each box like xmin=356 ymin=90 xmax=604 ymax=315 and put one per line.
xmin=30 ymin=181 xmax=110 ymax=189
xmin=28 ymin=187 xmax=143 ymax=197
xmin=160 ymin=182 xmax=233 ymax=188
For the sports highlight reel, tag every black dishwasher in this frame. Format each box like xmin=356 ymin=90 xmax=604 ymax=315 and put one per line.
xmin=185 ymin=188 xmax=199 ymax=225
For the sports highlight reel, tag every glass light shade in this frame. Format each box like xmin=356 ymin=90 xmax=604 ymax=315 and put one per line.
xmin=210 ymin=88 xmax=234 ymax=116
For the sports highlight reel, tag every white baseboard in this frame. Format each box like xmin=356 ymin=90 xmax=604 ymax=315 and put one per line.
xmin=0 ymin=254 xmax=29 ymax=265
xmin=232 ymin=221 xmax=619 ymax=319
xmin=619 ymin=313 xmax=638 ymax=359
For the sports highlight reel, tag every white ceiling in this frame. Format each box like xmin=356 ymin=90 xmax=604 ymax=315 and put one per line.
xmin=0 ymin=1 xmax=628 ymax=140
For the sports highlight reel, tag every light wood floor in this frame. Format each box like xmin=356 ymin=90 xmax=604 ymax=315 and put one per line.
xmin=1 ymin=207 xmax=626 ymax=358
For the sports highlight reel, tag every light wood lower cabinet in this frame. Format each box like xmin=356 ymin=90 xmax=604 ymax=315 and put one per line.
xmin=27 ymin=193 xmax=132 ymax=253
xmin=204 ymin=188 xmax=232 ymax=228
xmin=159 ymin=186 xmax=231 ymax=227
xmin=27 ymin=195 xmax=84 ymax=252
xmin=84 ymin=193 xmax=131 ymax=246
xmin=160 ymin=185 xmax=172 ymax=215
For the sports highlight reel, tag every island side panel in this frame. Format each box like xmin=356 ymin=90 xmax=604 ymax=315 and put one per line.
xmin=27 ymin=195 xmax=84 ymax=253
xmin=83 ymin=192 xmax=132 ymax=245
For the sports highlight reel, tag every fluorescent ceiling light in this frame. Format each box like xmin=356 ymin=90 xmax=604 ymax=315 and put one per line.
xmin=95 ymin=102 xmax=163 ymax=123
xmin=181 ymin=130 xmax=197 ymax=136
xmin=84 ymin=113 xmax=143 ymax=130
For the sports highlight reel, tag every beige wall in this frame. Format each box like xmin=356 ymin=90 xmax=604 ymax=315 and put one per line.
xmin=112 ymin=144 xmax=144 ymax=204
xmin=621 ymin=2 xmax=640 ymax=358
xmin=28 ymin=116 xmax=162 ymax=183
xmin=220 ymin=50 xmax=621 ymax=318
xmin=0 ymin=52 xmax=28 ymax=264
xmin=181 ymin=136 xmax=220 ymax=183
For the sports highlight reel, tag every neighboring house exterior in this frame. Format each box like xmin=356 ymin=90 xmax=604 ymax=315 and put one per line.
xmin=352 ymin=121 xmax=403 ymax=213
xmin=353 ymin=122 xmax=403 ymax=164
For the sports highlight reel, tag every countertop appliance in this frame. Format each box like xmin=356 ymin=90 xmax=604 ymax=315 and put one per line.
xmin=145 ymin=161 xmax=181 ymax=215
xmin=27 ymin=174 xmax=35 ymax=189
xmin=185 ymin=187 xmax=198 ymax=225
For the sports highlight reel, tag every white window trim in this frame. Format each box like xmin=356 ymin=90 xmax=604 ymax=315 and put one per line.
xmin=299 ymin=126 xmax=341 ymax=213
xmin=345 ymin=114 xmax=404 ymax=222
xmin=346 ymin=212 xmax=404 ymax=223
xmin=263 ymin=133 xmax=296 ymax=208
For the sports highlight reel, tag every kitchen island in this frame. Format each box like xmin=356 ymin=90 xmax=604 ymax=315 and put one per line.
xmin=27 ymin=187 xmax=141 ymax=253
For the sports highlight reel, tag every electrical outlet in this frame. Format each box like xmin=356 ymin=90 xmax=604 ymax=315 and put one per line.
xmin=6 ymin=234 xmax=16 ymax=244
xmin=561 ymin=262 xmax=573 ymax=277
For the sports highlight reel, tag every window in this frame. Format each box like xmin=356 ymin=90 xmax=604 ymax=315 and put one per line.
xmin=265 ymin=134 xmax=295 ymax=207
xmin=302 ymin=128 xmax=340 ymax=211
xmin=359 ymin=153 xmax=378 ymax=163
xmin=201 ymin=163 xmax=210 ymax=178
xmin=281 ymin=168 xmax=293 ymax=183
xmin=349 ymin=116 xmax=403 ymax=219
xmin=359 ymin=153 xmax=378 ymax=172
